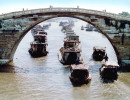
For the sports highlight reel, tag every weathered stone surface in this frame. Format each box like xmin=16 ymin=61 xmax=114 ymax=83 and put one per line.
xmin=0 ymin=8 xmax=129 ymax=66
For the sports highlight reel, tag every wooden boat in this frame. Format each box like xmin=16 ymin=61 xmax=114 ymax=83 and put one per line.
xmin=34 ymin=34 xmax=47 ymax=43
xmin=65 ymin=29 xmax=75 ymax=37
xmin=81 ymin=26 xmax=84 ymax=30
xmin=59 ymin=21 xmax=68 ymax=26
xmin=43 ymin=23 xmax=51 ymax=30
xmin=58 ymin=29 xmax=82 ymax=65
xmin=29 ymin=28 xmax=48 ymax=57
xmin=70 ymin=64 xmax=91 ymax=85
xmin=58 ymin=39 xmax=82 ymax=65
xmin=61 ymin=25 xmax=73 ymax=33
xmin=92 ymin=46 xmax=108 ymax=61
xmin=31 ymin=25 xmax=44 ymax=36
xmin=58 ymin=47 xmax=82 ymax=65
xmin=85 ymin=24 xmax=94 ymax=31
xmin=99 ymin=61 xmax=120 ymax=80
xmin=93 ymin=28 xmax=101 ymax=33
xmin=86 ymin=27 xmax=93 ymax=31
xmin=29 ymin=41 xmax=48 ymax=57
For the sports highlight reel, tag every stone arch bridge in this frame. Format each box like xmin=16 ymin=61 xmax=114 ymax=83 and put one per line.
xmin=0 ymin=7 xmax=130 ymax=66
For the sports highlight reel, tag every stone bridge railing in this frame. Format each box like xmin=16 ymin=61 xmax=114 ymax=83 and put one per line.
xmin=0 ymin=7 xmax=130 ymax=21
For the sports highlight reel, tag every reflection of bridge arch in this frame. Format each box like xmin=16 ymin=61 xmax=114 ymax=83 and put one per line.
xmin=0 ymin=7 xmax=130 ymax=65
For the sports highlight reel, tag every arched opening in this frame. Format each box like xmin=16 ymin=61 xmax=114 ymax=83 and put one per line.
xmin=11 ymin=16 xmax=118 ymax=65
xmin=13 ymin=17 xmax=117 ymax=69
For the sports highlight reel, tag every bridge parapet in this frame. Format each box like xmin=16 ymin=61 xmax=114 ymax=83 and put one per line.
xmin=0 ymin=8 xmax=130 ymax=21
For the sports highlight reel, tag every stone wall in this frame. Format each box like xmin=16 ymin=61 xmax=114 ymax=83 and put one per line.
xmin=0 ymin=11 xmax=130 ymax=66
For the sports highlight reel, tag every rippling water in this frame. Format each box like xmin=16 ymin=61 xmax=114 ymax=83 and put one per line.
xmin=0 ymin=19 xmax=130 ymax=100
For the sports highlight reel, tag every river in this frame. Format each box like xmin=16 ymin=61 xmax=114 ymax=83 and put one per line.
xmin=0 ymin=18 xmax=130 ymax=100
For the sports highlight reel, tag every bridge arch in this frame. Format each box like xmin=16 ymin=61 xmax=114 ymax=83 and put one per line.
xmin=0 ymin=7 xmax=129 ymax=65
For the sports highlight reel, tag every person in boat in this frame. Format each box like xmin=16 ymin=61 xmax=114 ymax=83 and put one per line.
xmin=104 ymin=55 xmax=108 ymax=62
xmin=76 ymin=57 xmax=80 ymax=65
xmin=38 ymin=37 xmax=41 ymax=43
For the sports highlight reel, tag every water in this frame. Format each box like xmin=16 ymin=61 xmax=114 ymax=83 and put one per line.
xmin=0 ymin=19 xmax=130 ymax=100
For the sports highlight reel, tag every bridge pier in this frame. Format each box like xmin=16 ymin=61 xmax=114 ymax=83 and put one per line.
xmin=111 ymin=33 xmax=130 ymax=64
xmin=0 ymin=59 xmax=10 ymax=65
xmin=121 ymin=60 xmax=130 ymax=71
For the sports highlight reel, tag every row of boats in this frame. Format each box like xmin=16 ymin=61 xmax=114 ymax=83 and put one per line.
xmin=92 ymin=46 xmax=119 ymax=80
xmin=58 ymin=29 xmax=82 ymax=65
xmin=58 ymin=26 xmax=91 ymax=85
xmin=28 ymin=22 xmax=120 ymax=86
xmin=29 ymin=25 xmax=49 ymax=57
xmin=60 ymin=23 xmax=120 ymax=85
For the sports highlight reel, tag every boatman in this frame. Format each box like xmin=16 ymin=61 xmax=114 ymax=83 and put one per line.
xmin=76 ymin=57 xmax=80 ymax=65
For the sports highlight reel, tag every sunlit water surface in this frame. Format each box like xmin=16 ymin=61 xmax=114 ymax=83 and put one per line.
xmin=0 ymin=20 xmax=130 ymax=100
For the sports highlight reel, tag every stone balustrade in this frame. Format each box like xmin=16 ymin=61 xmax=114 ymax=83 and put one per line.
xmin=0 ymin=8 xmax=130 ymax=21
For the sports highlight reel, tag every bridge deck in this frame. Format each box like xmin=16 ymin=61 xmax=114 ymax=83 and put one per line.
xmin=0 ymin=7 xmax=130 ymax=21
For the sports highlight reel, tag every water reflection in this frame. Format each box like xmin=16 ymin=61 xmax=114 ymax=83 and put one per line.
xmin=0 ymin=65 xmax=15 ymax=73
xmin=100 ymin=76 xmax=118 ymax=83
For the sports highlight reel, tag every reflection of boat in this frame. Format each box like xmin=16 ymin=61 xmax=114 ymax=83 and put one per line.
xmin=92 ymin=46 xmax=108 ymax=61
xmin=70 ymin=64 xmax=91 ymax=85
xmin=99 ymin=62 xmax=120 ymax=80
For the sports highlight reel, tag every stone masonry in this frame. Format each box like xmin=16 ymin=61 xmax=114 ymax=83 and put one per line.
xmin=0 ymin=8 xmax=129 ymax=66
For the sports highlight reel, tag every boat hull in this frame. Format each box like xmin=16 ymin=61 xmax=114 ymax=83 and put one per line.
xmin=92 ymin=50 xmax=108 ymax=61
xmin=29 ymin=48 xmax=48 ymax=58
xmin=70 ymin=74 xmax=91 ymax=85
xmin=99 ymin=67 xmax=118 ymax=80
xmin=58 ymin=50 xmax=82 ymax=65
xmin=69 ymin=64 xmax=91 ymax=86
xmin=93 ymin=54 xmax=105 ymax=61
